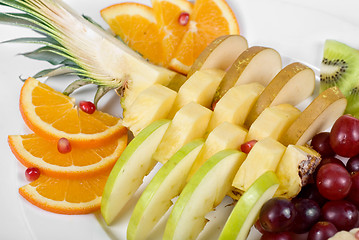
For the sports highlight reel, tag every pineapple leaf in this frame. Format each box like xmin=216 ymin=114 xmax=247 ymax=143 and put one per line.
xmin=82 ymin=14 xmax=105 ymax=31
xmin=63 ymin=79 xmax=93 ymax=96
xmin=0 ymin=12 xmax=38 ymax=28
xmin=94 ymin=85 xmax=116 ymax=106
xmin=32 ymin=65 xmax=73 ymax=78
xmin=21 ymin=46 xmax=69 ymax=65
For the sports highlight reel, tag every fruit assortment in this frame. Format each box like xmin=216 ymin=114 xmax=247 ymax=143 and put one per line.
xmin=8 ymin=78 xmax=128 ymax=214
xmin=256 ymin=115 xmax=359 ymax=239
xmin=2 ymin=0 xmax=359 ymax=239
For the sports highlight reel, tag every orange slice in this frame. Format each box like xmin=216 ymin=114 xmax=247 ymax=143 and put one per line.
xmin=8 ymin=133 xmax=127 ymax=178
xmin=19 ymin=173 xmax=109 ymax=214
xmin=169 ymin=0 xmax=240 ymax=74
xmin=152 ymin=0 xmax=193 ymax=65
xmin=100 ymin=2 xmax=164 ymax=65
xmin=19 ymin=78 xmax=126 ymax=148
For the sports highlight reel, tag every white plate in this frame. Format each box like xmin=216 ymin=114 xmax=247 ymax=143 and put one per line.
xmin=1 ymin=0 xmax=359 ymax=239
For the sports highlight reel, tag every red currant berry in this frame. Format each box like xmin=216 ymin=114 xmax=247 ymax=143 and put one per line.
xmin=241 ymin=140 xmax=257 ymax=154
xmin=79 ymin=101 xmax=96 ymax=114
xmin=25 ymin=167 xmax=40 ymax=181
xmin=57 ymin=137 xmax=72 ymax=154
xmin=178 ymin=12 xmax=190 ymax=26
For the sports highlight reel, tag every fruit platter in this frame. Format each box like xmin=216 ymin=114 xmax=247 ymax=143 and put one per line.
xmin=1 ymin=0 xmax=359 ymax=239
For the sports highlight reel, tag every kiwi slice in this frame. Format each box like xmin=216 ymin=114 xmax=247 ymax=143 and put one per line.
xmin=320 ymin=40 xmax=359 ymax=117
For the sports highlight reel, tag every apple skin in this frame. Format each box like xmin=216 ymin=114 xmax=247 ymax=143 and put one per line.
xmin=329 ymin=114 xmax=359 ymax=157
xmin=219 ymin=171 xmax=279 ymax=240
xmin=101 ymin=119 xmax=171 ymax=225
xmin=163 ymin=150 xmax=246 ymax=240
xmin=127 ymin=139 xmax=204 ymax=240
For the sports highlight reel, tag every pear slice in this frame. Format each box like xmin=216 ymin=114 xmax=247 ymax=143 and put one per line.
xmin=245 ymin=104 xmax=301 ymax=142
xmin=127 ymin=139 xmax=205 ymax=240
xmin=168 ymin=68 xmax=225 ymax=118
xmin=232 ymin=137 xmax=286 ymax=194
xmin=275 ymin=145 xmax=321 ymax=198
xmin=187 ymin=35 xmax=248 ymax=78
xmin=219 ymin=171 xmax=279 ymax=240
xmin=163 ymin=150 xmax=246 ymax=240
xmin=280 ymin=86 xmax=347 ymax=146
xmin=207 ymin=82 xmax=264 ymax=132
xmin=245 ymin=62 xmax=315 ymax=127
xmin=188 ymin=122 xmax=248 ymax=179
xmin=123 ymin=84 xmax=177 ymax=136
xmin=213 ymin=46 xmax=282 ymax=103
xmin=153 ymin=102 xmax=212 ymax=164
xmin=101 ymin=119 xmax=171 ymax=225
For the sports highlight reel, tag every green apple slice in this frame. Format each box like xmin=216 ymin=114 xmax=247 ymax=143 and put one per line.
xmin=219 ymin=171 xmax=280 ymax=240
xmin=163 ymin=150 xmax=246 ymax=240
xmin=127 ymin=139 xmax=205 ymax=240
xmin=101 ymin=119 xmax=171 ymax=225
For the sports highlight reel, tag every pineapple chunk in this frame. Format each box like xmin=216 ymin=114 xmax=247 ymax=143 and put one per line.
xmin=123 ymin=84 xmax=177 ymax=136
xmin=275 ymin=145 xmax=321 ymax=198
xmin=232 ymin=137 xmax=286 ymax=193
xmin=245 ymin=104 xmax=301 ymax=142
xmin=168 ymin=69 xmax=225 ymax=118
xmin=207 ymin=83 xmax=264 ymax=132
xmin=188 ymin=121 xmax=248 ymax=179
xmin=153 ymin=102 xmax=212 ymax=163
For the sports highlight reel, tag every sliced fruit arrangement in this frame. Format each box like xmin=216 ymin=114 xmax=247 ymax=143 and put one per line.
xmin=8 ymin=78 xmax=128 ymax=214
xmin=219 ymin=171 xmax=280 ymax=240
xmin=20 ymin=78 xmax=127 ymax=147
xmin=3 ymin=0 xmax=359 ymax=237
xmin=101 ymin=119 xmax=171 ymax=224
xmin=8 ymin=133 xmax=127 ymax=178
xmin=163 ymin=150 xmax=246 ymax=240
xmin=127 ymin=139 xmax=204 ymax=240
xmin=19 ymin=172 xmax=110 ymax=215
xmin=320 ymin=40 xmax=359 ymax=118
xmin=101 ymin=0 xmax=240 ymax=74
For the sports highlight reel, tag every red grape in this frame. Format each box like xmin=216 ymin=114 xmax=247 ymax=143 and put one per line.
xmin=322 ymin=200 xmax=358 ymax=231
xmin=313 ymin=157 xmax=345 ymax=180
xmin=311 ymin=132 xmax=335 ymax=157
xmin=329 ymin=114 xmax=359 ymax=157
xmin=347 ymin=172 xmax=359 ymax=207
xmin=316 ymin=163 xmax=352 ymax=200
xmin=260 ymin=231 xmax=293 ymax=240
xmin=259 ymin=197 xmax=296 ymax=232
xmin=254 ymin=219 xmax=267 ymax=234
xmin=307 ymin=221 xmax=337 ymax=240
xmin=291 ymin=198 xmax=321 ymax=234
xmin=297 ymin=183 xmax=327 ymax=206
xmin=347 ymin=155 xmax=359 ymax=173
xmin=25 ymin=167 xmax=40 ymax=181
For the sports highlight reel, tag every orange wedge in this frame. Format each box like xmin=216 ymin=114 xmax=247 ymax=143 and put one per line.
xmin=19 ymin=78 xmax=126 ymax=148
xmin=100 ymin=3 xmax=164 ymax=65
xmin=169 ymin=0 xmax=240 ymax=74
xmin=19 ymin=173 xmax=109 ymax=214
xmin=8 ymin=133 xmax=127 ymax=178
xmin=152 ymin=0 xmax=193 ymax=65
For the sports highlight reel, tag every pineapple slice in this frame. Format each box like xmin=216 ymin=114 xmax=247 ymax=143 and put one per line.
xmin=153 ymin=102 xmax=212 ymax=164
xmin=275 ymin=145 xmax=321 ymax=198
xmin=232 ymin=137 xmax=286 ymax=193
xmin=168 ymin=69 xmax=225 ymax=118
xmin=123 ymin=84 xmax=177 ymax=136
xmin=188 ymin=121 xmax=248 ymax=179
xmin=207 ymin=83 xmax=264 ymax=132
xmin=245 ymin=104 xmax=301 ymax=142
